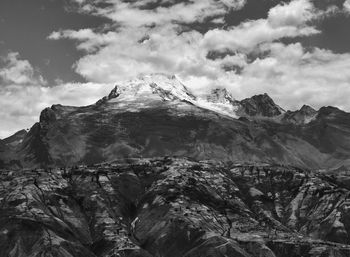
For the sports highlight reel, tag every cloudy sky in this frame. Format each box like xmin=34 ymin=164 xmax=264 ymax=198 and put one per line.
xmin=1 ymin=0 xmax=350 ymax=138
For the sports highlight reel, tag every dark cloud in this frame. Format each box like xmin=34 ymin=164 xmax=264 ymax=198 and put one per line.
xmin=136 ymin=0 xmax=194 ymax=10
xmin=206 ymin=50 xmax=237 ymax=60
xmin=225 ymin=0 xmax=285 ymax=26
xmin=311 ymin=0 xmax=346 ymax=10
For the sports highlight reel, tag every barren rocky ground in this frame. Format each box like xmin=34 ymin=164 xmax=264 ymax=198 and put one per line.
xmin=1 ymin=157 xmax=350 ymax=257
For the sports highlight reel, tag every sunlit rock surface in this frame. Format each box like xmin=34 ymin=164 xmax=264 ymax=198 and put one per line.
xmin=1 ymin=157 xmax=350 ymax=257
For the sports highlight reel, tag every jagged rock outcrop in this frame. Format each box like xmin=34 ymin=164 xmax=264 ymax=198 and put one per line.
xmin=1 ymin=158 xmax=350 ymax=256
xmin=206 ymin=88 xmax=237 ymax=105
xmin=40 ymin=107 xmax=57 ymax=125
xmin=238 ymin=93 xmax=285 ymax=117
xmin=282 ymin=105 xmax=317 ymax=125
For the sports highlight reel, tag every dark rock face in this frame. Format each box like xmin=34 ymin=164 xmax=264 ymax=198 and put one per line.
xmin=40 ymin=107 xmax=57 ymax=124
xmin=0 ymin=130 xmax=27 ymax=169
xmin=318 ymin=106 xmax=344 ymax=117
xmin=0 ymin=141 xmax=8 ymax=168
xmin=239 ymin=93 xmax=285 ymax=117
xmin=1 ymin=158 xmax=350 ymax=257
xmin=0 ymin=139 xmax=7 ymax=152
xmin=20 ymin=122 xmax=53 ymax=167
xmin=2 ymin=129 xmax=27 ymax=147
xmin=96 ymin=87 xmax=122 ymax=105
xmin=207 ymin=88 xmax=237 ymax=105
xmin=282 ymin=105 xmax=317 ymax=125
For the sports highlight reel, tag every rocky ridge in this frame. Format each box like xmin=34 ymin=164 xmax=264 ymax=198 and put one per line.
xmin=238 ymin=93 xmax=285 ymax=118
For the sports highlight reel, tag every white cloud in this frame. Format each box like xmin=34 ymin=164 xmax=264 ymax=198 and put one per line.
xmin=48 ymin=29 xmax=118 ymax=52
xmin=201 ymin=19 xmax=319 ymax=53
xmin=238 ymin=43 xmax=350 ymax=110
xmin=268 ymin=0 xmax=315 ymax=27
xmin=0 ymin=82 xmax=113 ymax=138
xmin=0 ymin=52 xmax=46 ymax=86
xmin=50 ymin=0 xmax=322 ymax=84
xmin=221 ymin=0 xmax=247 ymax=9
xmin=344 ymin=0 xmax=350 ymax=13
xmin=71 ymin=26 xmax=216 ymax=83
xmin=44 ymin=0 xmax=350 ymax=114
xmin=202 ymin=0 xmax=320 ymax=53
xmin=0 ymin=53 xmax=113 ymax=138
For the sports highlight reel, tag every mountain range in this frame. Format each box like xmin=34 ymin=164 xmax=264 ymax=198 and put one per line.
xmin=2 ymin=74 xmax=350 ymax=257
xmin=1 ymin=73 xmax=350 ymax=170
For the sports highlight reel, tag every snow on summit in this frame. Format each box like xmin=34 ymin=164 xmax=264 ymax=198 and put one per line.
xmin=100 ymin=73 xmax=241 ymax=118
xmin=106 ymin=74 xmax=196 ymax=103
xmin=99 ymin=73 xmax=289 ymax=120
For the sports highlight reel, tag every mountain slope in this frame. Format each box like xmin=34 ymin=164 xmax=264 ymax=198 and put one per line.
xmin=0 ymin=131 xmax=25 ymax=169
xmin=1 ymin=74 xmax=350 ymax=169
xmin=2 ymin=129 xmax=27 ymax=147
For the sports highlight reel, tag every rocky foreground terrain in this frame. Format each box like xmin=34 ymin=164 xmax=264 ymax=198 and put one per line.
xmin=1 ymin=157 xmax=350 ymax=257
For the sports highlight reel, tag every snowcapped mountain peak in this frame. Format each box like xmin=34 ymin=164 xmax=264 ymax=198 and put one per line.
xmin=138 ymin=73 xmax=196 ymax=102
xmin=99 ymin=73 xmax=196 ymax=105
xmin=97 ymin=74 xmax=292 ymax=119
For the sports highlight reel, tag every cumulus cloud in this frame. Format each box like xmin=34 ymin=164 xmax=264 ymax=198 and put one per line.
xmin=0 ymin=52 xmax=46 ymax=86
xmin=50 ymin=0 xmax=322 ymax=83
xmin=201 ymin=20 xmax=318 ymax=54
xmin=344 ymin=0 xmax=350 ymax=13
xmin=268 ymin=0 xmax=316 ymax=27
xmin=238 ymin=43 xmax=350 ymax=110
xmin=44 ymin=0 xmax=350 ymax=113
xmin=202 ymin=0 xmax=322 ymax=53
